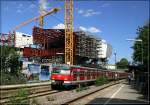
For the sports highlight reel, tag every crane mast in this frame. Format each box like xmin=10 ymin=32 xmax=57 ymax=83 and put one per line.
xmin=65 ymin=0 xmax=74 ymax=65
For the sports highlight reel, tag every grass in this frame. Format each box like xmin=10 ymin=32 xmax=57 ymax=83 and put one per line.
xmin=10 ymin=88 xmax=30 ymax=105
xmin=76 ymin=84 xmax=89 ymax=92
xmin=95 ymin=76 xmax=109 ymax=86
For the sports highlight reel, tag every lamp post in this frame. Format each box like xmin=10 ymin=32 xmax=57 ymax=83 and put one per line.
xmin=126 ymin=39 xmax=143 ymax=64
xmin=114 ymin=51 xmax=117 ymax=69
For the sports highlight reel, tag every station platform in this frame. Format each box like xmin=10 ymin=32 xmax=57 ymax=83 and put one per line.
xmin=87 ymin=81 xmax=149 ymax=104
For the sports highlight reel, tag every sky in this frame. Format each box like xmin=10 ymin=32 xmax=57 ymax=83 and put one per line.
xmin=0 ymin=0 xmax=149 ymax=64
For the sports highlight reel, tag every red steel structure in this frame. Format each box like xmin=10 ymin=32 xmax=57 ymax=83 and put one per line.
xmin=32 ymin=26 xmax=64 ymax=49
xmin=23 ymin=26 xmax=77 ymax=59
xmin=23 ymin=47 xmax=64 ymax=57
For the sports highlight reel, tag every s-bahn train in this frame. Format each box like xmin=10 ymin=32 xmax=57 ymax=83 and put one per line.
xmin=51 ymin=64 xmax=128 ymax=87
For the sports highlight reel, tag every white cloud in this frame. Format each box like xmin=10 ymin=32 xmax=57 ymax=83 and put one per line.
xmin=16 ymin=3 xmax=36 ymax=14
xmin=88 ymin=27 xmax=101 ymax=33
xmin=79 ymin=26 xmax=87 ymax=31
xmin=29 ymin=4 xmax=36 ymax=8
xmin=53 ymin=23 xmax=65 ymax=29
xmin=79 ymin=26 xmax=101 ymax=33
xmin=16 ymin=3 xmax=23 ymax=9
xmin=39 ymin=0 xmax=48 ymax=14
xmin=16 ymin=9 xmax=22 ymax=13
xmin=78 ymin=9 xmax=101 ymax=17
xmin=16 ymin=3 xmax=23 ymax=13
xmin=101 ymin=3 xmax=110 ymax=7
xmin=78 ymin=9 xmax=84 ymax=14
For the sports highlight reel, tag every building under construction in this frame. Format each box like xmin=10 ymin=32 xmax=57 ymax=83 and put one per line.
xmin=23 ymin=26 xmax=104 ymax=66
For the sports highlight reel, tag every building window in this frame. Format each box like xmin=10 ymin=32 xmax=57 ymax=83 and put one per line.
xmin=22 ymin=34 xmax=26 ymax=37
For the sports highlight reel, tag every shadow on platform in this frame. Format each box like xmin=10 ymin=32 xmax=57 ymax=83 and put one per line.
xmin=87 ymin=97 xmax=149 ymax=105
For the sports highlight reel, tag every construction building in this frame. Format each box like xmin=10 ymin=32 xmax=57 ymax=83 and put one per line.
xmin=22 ymin=26 xmax=112 ymax=66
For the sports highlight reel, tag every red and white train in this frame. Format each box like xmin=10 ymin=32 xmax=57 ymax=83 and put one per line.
xmin=51 ymin=64 xmax=128 ymax=87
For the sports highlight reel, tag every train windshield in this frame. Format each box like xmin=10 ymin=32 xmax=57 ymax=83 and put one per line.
xmin=52 ymin=65 xmax=70 ymax=75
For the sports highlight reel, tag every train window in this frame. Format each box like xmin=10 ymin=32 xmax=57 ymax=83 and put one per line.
xmin=52 ymin=69 xmax=70 ymax=74
xmin=60 ymin=70 xmax=70 ymax=74
xmin=52 ymin=66 xmax=70 ymax=75
xmin=52 ymin=69 xmax=60 ymax=74
xmin=80 ymin=71 xmax=84 ymax=76
xmin=73 ymin=71 xmax=77 ymax=75
xmin=87 ymin=72 xmax=90 ymax=76
xmin=73 ymin=71 xmax=80 ymax=75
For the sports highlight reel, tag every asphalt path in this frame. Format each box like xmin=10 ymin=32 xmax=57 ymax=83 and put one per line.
xmin=88 ymin=82 xmax=149 ymax=104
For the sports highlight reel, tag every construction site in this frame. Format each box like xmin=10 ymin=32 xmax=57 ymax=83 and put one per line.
xmin=0 ymin=1 xmax=149 ymax=104
xmin=23 ymin=26 xmax=108 ymax=65
xmin=0 ymin=0 xmax=112 ymax=68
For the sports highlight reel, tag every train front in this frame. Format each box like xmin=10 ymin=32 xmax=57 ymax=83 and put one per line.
xmin=51 ymin=65 xmax=72 ymax=87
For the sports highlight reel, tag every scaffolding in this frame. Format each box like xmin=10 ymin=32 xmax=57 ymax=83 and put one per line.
xmin=23 ymin=27 xmax=101 ymax=65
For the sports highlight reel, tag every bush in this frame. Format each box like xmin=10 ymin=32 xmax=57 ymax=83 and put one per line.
xmin=95 ymin=76 xmax=109 ymax=86
xmin=0 ymin=72 xmax=27 ymax=85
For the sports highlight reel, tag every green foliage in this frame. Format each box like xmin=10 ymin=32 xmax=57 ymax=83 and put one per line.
xmin=0 ymin=72 xmax=27 ymax=85
xmin=132 ymin=21 xmax=149 ymax=71
xmin=116 ymin=58 xmax=129 ymax=69
xmin=0 ymin=46 xmax=27 ymax=85
xmin=0 ymin=46 xmax=21 ymax=74
xmin=95 ymin=76 xmax=109 ymax=86
xmin=10 ymin=88 xmax=30 ymax=105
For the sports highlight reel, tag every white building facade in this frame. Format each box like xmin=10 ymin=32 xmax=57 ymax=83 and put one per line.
xmin=97 ymin=40 xmax=112 ymax=59
xmin=15 ymin=32 xmax=33 ymax=48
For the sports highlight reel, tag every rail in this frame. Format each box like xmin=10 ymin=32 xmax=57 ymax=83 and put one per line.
xmin=62 ymin=79 xmax=125 ymax=104
xmin=0 ymin=81 xmax=54 ymax=104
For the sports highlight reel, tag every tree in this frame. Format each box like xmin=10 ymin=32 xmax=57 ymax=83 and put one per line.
xmin=132 ymin=21 xmax=149 ymax=71
xmin=0 ymin=46 xmax=26 ymax=85
xmin=116 ymin=58 xmax=129 ymax=69
xmin=0 ymin=46 xmax=21 ymax=74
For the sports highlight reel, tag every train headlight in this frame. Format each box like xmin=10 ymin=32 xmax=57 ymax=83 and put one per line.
xmin=52 ymin=80 xmax=55 ymax=82
xmin=64 ymin=78 xmax=68 ymax=80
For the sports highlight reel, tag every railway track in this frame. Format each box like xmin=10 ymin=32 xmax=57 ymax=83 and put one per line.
xmin=0 ymin=82 xmax=62 ymax=104
xmin=0 ymin=80 xmax=125 ymax=104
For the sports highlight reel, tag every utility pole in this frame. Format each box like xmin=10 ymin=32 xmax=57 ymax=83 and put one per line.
xmin=114 ymin=52 xmax=117 ymax=69
xmin=141 ymin=41 xmax=143 ymax=65
xmin=126 ymin=39 xmax=143 ymax=65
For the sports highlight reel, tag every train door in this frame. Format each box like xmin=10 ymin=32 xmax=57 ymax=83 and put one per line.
xmin=77 ymin=68 xmax=80 ymax=81
xmin=70 ymin=67 xmax=74 ymax=82
xmin=87 ymin=70 xmax=90 ymax=80
xmin=94 ymin=70 xmax=96 ymax=79
xmin=84 ymin=69 xmax=87 ymax=80
xmin=105 ymin=71 xmax=108 ymax=78
xmin=90 ymin=70 xmax=92 ymax=80
xmin=80 ymin=69 xmax=84 ymax=80
xmin=71 ymin=67 xmax=77 ymax=81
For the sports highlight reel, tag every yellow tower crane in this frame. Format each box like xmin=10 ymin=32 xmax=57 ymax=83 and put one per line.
xmin=65 ymin=0 xmax=74 ymax=65
xmin=11 ymin=8 xmax=60 ymax=46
